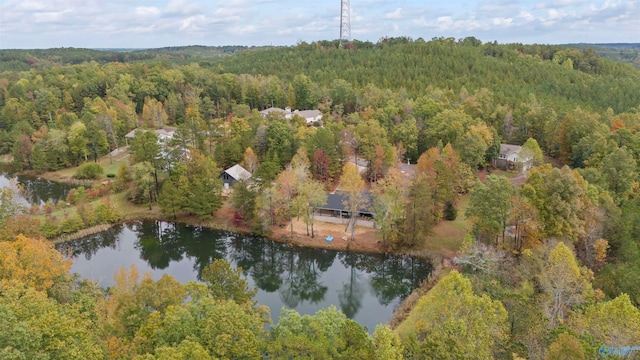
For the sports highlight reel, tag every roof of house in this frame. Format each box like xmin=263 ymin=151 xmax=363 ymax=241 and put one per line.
xmin=260 ymin=107 xmax=322 ymax=122
xmin=293 ymin=109 xmax=322 ymax=120
xmin=499 ymin=144 xmax=522 ymax=156
xmin=124 ymin=129 xmax=142 ymax=138
xmin=223 ymin=164 xmax=252 ymax=181
xmin=259 ymin=107 xmax=285 ymax=116
xmin=124 ymin=128 xmax=176 ymax=139
xmin=319 ymin=190 xmax=374 ymax=215
xmin=155 ymin=128 xmax=176 ymax=138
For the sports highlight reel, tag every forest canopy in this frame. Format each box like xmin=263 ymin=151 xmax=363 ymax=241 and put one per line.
xmin=1 ymin=37 xmax=640 ymax=359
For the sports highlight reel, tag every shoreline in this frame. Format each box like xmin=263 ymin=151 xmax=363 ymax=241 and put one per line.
xmin=51 ymin=223 xmax=115 ymax=244
xmin=31 ymin=161 xmax=457 ymax=261
xmin=51 ymin=212 xmax=398 ymax=256
xmin=31 ymin=169 xmax=396 ymax=256
xmin=36 ymin=171 xmax=446 ymax=332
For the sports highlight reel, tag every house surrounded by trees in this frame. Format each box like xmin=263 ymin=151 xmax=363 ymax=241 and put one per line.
xmin=220 ymin=164 xmax=252 ymax=189
xmin=495 ymin=144 xmax=533 ymax=172
xmin=259 ymin=107 xmax=322 ymax=124
xmin=124 ymin=128 xmax=176 ymax=146
xmin=314 ymin=190 xmax=374 ymax=226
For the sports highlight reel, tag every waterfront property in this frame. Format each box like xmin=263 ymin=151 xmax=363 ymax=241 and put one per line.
xmin=315 ymin=190 xmax=375 ymax=228
xmin=57 ymin=221 xmax=432 ymax=331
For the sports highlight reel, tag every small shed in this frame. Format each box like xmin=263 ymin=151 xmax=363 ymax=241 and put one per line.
xmin=220 ymin=164 xmax=252 ymax=189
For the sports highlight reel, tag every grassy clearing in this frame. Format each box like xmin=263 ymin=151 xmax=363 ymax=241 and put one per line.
xmin=32 ymin=191 xmax=152 ymax=224
xmin=42 ymin=148 xmax=130 ymax=182
xmin=487 ymin=168 xmax=520 ymax=179
xmin=415 ymin=195 xmax=470 ymax=261
xmin=109 ymin=191 xmax=162 ymax=220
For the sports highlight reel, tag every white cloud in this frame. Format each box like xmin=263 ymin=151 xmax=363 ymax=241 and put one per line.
xmin=164 ymin=0 xmax=203 ymax=16
xmin=435 ymin=15 xmax=486 ymax=31
xmin=547 ymin=8 xmax=561 ymax=19
xmin=0 ymin=0 xmax=638 ymax=48
xmin=518 ymin=11 xmax=535 ymax=22
xmin=19 ymin=1 xmax=48 ymax=11
xmin=385 ymin=8 xmax=403 ymax=19
xmin=33 ymin=9 xmax=73 ymax=23
xmin=491 ymin=17 xmax=513 ymax=27
xmin=126 ymin=25 xmax=157 ymax=34
xmin=229 ymin=25 xmax=257 ymax=36
xmin=535 ymin=0 xmax=586 ymax=9
xmin=135 ymin=6 xmax=160 ymax=17
xmin=276 ymin=28 xmax=293 ymax=35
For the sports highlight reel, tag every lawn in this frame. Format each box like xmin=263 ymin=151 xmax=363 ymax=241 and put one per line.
xmin=416 ymin=195 xmax=470 ymax=260
xmin=43 ymin=148 xmax=130 ymax=182
xmin=33 ymin=191 xmax=156 ymax=223
xmin=488 ymin=169 xmax=520 ymax=179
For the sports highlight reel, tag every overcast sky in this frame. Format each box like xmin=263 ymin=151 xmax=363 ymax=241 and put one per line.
xmin=0 ymin=0 xmax=637 ymax=49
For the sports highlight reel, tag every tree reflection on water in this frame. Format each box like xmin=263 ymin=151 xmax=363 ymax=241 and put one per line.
xmin=59 ymin=220 xmax=432 ymax=327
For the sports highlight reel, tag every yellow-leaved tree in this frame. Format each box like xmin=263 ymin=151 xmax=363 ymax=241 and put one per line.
xmin=396 ymin=270 xmax=508 ymax=359
xmin=569 ymin=293 xmax=640 ymax=350
xmin=340 ymin=162 xmax=366 ymax=240
xmin=0 ymin=235 xmax=71 ymax=291
xmin=539 ymin=242 xmax=594 ymax=326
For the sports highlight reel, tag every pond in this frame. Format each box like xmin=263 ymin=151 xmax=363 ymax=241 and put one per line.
xmin=57 ymin=221 xmax=432 ymax=331
xmin=0 ymin=165 xmax=74 ymax=206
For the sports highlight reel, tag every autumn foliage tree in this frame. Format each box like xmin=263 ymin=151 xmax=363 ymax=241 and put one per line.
xmin=466 ymin=174 xmax=514 ymax=244
xmin=520 ymin=165 xmax=591 ymax=241
xmin=242 ymin=146 xmax=259 ymax=173
xmin=340 ymin=163 xmax=366 ymax=240
xmin=0 ymin=235 xmax=71 ymax=291
xmin=415 ymin=144 xmax=462 ymax=221
xmin=397 ymin=270 xmax=508 ymax=359
xmin=539 ymin=242 xmax=594 ymax=326
xmin=569 ymin=293 xmax=640 ymax=349
xmin=372 ymin=168 xmax=406 ymax=249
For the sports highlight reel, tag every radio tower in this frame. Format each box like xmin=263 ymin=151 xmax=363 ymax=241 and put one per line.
xmin=339 ymin=0 xmax=351 ymax=46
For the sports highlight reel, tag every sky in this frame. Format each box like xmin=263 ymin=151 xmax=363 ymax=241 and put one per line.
xmin=0 ymin=0 xmax=638 ymax=49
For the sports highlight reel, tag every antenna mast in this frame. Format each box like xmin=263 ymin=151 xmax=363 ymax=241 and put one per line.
xmin=339 ymin=0 xmax=351 ymax=46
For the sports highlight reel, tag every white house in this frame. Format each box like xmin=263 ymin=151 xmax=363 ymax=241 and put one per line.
xmin=124 ymin=128 xmax=176 ymax=146
xmin=495 ymin=144 xmax=533 ymax=172
xmin=154 ymin=128 xmax=176 ymax=142
xmin=259 ymin=107 xmax=322 ymax=124
xmin=259 ymin=107 xmax=286 ymax=118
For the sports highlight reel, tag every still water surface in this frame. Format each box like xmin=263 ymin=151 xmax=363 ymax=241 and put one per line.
xmin=0 ymin=166 xmax=73 ymax=205
xmin=57 ymin=221 xmax=432 ymax=331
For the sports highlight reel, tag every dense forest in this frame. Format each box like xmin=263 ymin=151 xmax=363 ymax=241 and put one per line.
xmin=565 ymin=43 xmax=640 ymax=69
xmin=1 ymin=37 xmax=640 ymax=359
xmin=0 ymin=45 xmax=263 ymax=72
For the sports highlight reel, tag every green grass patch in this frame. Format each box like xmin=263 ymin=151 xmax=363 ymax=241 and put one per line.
xmin=488 ymin=169 xmax=519 ymax=179
xmin=419 ymin=195 xmax=470 ymax=260
xmin=42 ymin=149 xmax=130 ymax=183
xmin=109 ymin=191 xmax=163 ymax=220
